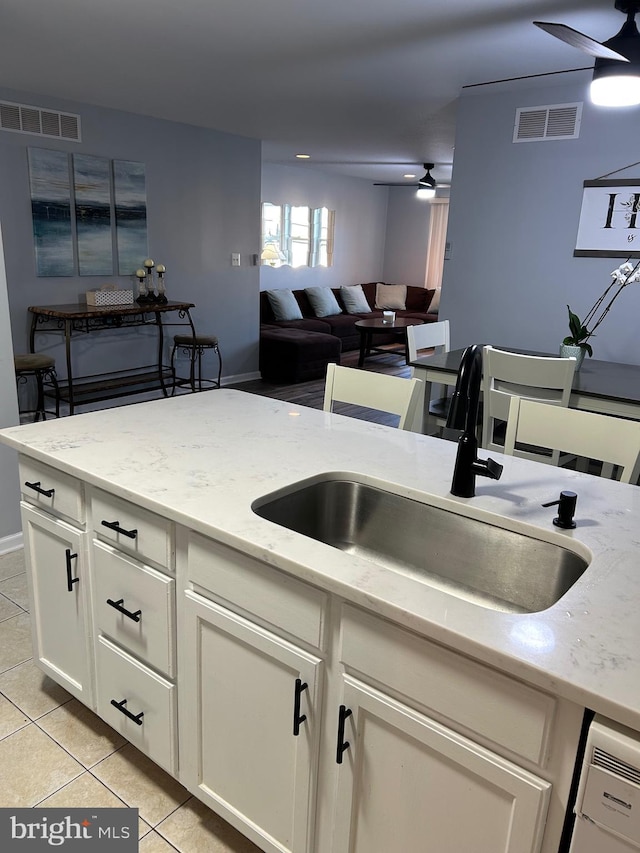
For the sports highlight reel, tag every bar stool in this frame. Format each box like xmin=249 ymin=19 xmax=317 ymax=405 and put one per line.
xmin=14 ymin=354 xmax=60 ymax=421
xmin=170 ymin=334 xmax=222 ymax=393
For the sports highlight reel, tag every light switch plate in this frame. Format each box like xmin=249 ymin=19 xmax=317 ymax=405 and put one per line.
xmin=231 ymin=253 xmax=241 ymax=267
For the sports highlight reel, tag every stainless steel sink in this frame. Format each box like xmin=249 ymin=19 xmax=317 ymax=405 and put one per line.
xmin=252 ymin=476 xmax=590 ymax=614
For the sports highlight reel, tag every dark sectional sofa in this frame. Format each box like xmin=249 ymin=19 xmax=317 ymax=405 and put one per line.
xmin=259 ymin=282 xmax=439 ymax=383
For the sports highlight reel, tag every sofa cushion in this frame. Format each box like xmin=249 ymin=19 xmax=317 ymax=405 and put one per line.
xmin=266 ymin=289 xmax=303 ymax=321
xmin=305 ymin=286 xmax=342 ymax=318
xmin=340 ymin=284 xmax=372 ymax=314
xmin=375 ymin=283 xmax=407 ymax=310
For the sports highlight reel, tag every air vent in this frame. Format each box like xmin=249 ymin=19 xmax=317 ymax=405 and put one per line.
xmin=513 ymin=103 xmax=582 ymax=142
xmin=0 ymin=100 xmax=81 ymax=142
xmin=593 ymin=747 xmax=640 ymax=786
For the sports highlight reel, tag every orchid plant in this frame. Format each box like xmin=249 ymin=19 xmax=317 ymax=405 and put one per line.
xmin=564 ymin=260 xmax=640 ymax=357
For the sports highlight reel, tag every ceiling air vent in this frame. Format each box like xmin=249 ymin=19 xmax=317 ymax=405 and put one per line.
xmin=513 ymin=103 xmax=582 ymax=143
xmin=0 ymin=100 xmax=81 ymax=142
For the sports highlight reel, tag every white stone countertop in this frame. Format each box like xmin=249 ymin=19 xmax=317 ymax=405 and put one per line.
xmin=2 ymin=390 xmax=640 ymax=730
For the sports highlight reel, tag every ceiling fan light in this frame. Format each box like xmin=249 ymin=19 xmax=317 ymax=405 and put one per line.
xmin=590 ymin=71 xmax=640 ymax=105
xmin=416 ymin=187 xmax=436 ymax=199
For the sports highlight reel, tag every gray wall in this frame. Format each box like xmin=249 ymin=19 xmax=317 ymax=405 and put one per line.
xmin=0 ymin=87 xmax=262 ymax=387
xmin=260 ymin=164 xmax=388 ymax=291
xmin=0 ymin=225 xmax=21 ymax=544
xmin=383 ymin=188 xmax=431 ymax=286
xmin=442 ymin=72 xmax=640 ymax=365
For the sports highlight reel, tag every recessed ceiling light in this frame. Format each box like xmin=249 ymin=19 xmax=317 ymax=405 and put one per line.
xmin=295 ymin=154 xmax=311 ymax=159
xmin=403 ymin=174 xmax=416 ymax=179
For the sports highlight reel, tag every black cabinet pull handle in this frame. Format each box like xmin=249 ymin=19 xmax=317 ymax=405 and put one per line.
xmin=293 ymin=678 xmax=308 ymax=736
xmin=110 ymin=698 xmax=144 ymax=726
xmin=65 ymin=549 xmax=79 ymax=593
xmin=107 ymin=598 xmax=142 ymax=622
xmin=101 ymin=520 xmax=138 ymax=539
xmin=25 ymin=480 xmax=55 ymax=498
xmin=336 ymin=704 xmax=353 ymax=764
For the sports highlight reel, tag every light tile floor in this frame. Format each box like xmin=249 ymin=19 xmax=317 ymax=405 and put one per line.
xmin=0 ymin=549 xmax=261 ymax=853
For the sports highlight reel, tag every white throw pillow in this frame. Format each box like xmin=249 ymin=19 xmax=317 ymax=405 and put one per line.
xmin=266 ymin=289 xmax=303 ymax=321
xmin=305 ymin=286 xmax=342 ymax=318
xmin=340 ymin=284 xmax=372 ymax=314
xmin=429 ymin=288 xmax=441 ymax=313
xmin=375 ymin=283 xmax=407 ymax=310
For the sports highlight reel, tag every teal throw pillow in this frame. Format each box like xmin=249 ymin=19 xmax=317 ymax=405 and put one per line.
xmin=305 ymin=287 xmax=342 ymax=318
xmin=266 ymin=289 xmax=303 ymax=321
xmin=340 ymin=284 xmax=372 ymax=314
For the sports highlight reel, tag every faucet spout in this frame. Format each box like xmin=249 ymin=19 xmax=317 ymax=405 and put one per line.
xmin=445 ymin=345 xmax=503 ymax=497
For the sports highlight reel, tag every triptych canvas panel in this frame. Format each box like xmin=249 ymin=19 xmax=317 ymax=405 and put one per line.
xmin=28 ymin=147 xmax=148 ymax=276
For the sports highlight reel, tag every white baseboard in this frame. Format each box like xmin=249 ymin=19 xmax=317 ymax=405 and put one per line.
xmin=0 ymin=531 xmax=23 ymax=555
xmin=221 ymin=370 xmax=261 ymax=385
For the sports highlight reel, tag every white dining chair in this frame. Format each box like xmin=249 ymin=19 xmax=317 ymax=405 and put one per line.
xmin=482 ymin=346 xmax=577 ymax=464
xmin=504 ymin=397 xmax=640 ymax=484
xmin=406 ymin=320 xmax=451 ymax=434
xmin=323 ymin=363 xmax=422 ymax=431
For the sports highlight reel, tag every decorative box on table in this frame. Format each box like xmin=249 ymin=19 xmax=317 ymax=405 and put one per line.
xmin=86 ymin=284 xmax=134 ymax=306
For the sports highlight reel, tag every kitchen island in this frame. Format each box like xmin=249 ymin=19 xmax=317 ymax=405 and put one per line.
xmin=1 ymin=389 xmax=639 ymax=853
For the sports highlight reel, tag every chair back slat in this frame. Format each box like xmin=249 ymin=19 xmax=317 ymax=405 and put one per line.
xmin=504 ymin=397 xmax=640 ymax=484
xmin=323 ymin=363 xmax=422 ymax=431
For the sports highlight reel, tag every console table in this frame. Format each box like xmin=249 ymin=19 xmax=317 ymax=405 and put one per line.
xmin=29 ymin=300 xmax=196 ymax=415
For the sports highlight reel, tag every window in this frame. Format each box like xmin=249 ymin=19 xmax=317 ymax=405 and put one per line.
xmin=261 ymin=202 xmax=335 ymax=268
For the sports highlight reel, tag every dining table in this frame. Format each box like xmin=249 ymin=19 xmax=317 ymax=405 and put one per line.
xmin=410 ymin=345 xmax=640 ymax=436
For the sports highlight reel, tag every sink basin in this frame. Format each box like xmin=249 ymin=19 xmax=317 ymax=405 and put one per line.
xmin=252 ymin=475 xmax=590 ymax=614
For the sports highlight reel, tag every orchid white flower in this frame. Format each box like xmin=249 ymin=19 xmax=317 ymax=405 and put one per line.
xmin=567 ymin=257 xmax=640 ymax=356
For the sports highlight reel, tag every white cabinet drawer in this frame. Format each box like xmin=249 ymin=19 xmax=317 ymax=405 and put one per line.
xmin=92 ymin=541 xmax=175 ymax=678
xmin=340 ymin=604 xmax=556 ymax=767
xmin=187 ymin=531 xmax=328 ymax=650
xmin=91 ymin=489 xmax=173 ymax=571
xmin=96 ymin=636 xmax=176 ymax=775
xmin=19 ymin=456 xmax=84 ymax=525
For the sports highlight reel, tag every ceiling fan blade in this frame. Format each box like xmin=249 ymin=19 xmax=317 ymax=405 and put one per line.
xmin=534 ymin=21 xmax=630 ymax=61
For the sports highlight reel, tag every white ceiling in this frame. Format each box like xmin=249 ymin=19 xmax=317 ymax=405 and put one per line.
xmin=0 ymin=0 xmax=625 ymax=186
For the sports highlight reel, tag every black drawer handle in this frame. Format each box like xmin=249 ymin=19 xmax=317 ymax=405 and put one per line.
xmin=336 ymin=704 xmax=353 ymax=764
xmin=101 ymin=520 xmax=138 ymax=539
xmin=65 ymin=549 xmax=79 ymax=593
xmin=107 ymin=598 xmax=142 ymax=622
xmin=25 ymin=480 xmax=55 ymax=498
xmin=293 ymin=678 xmax=308 ymax=736
xmin=110 ymin=698 xmax=144 ymax=726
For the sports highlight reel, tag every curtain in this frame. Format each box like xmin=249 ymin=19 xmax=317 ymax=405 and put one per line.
xmin=424 ymin=200 xmax=450 ymax=290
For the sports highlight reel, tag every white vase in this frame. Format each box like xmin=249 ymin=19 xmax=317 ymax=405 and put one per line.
xmin=559 ymin=343 xmax=586 ymax=371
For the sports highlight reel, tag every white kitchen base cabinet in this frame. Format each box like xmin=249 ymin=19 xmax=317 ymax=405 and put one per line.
xmin=180 ymin=590 xmax=323 ymax=853
xmin=331 ymin=676 xmax=551 ymax=853
xmin=20 ymin=503 xmax=92 ymax=705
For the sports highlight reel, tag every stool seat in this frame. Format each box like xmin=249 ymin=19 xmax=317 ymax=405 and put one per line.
xmin=14 ymin=353 xmax=60 ymax=421
xmin=170 ymin=333 xmax=222 ymax=393
xmin=14 ymin=353 xmax=56 ymax=372
xmin=173 ymin=334 xmax=218 ymax=347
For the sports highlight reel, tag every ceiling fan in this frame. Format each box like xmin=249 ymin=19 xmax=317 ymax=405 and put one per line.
xmin=534 ymin=1 xmax=640 ymax=106
xmin=374 ymin=163 xmax=447 ymax=197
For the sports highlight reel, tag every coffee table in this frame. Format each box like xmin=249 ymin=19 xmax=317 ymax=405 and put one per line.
xmin=355 ymin=318 xmax=424 ymax=367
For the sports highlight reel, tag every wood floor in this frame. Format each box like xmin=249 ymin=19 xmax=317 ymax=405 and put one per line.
xmin=228 ymin=346 xmax=413 ymax=428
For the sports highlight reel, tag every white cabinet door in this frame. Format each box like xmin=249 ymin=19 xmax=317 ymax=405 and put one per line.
xmin=181 ymin=591 xmax=322 ymax=853
xmin=21 ymin=504 xmax=92 ymax=705
xmin=331 ymin=677 xmax=551 ymax=853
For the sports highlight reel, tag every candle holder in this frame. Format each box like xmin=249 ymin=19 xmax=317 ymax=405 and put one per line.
xmin=143 ymin=259 xmax=156 ymax=303
xmin=135 ymin=268 xmax=151 ymax=304
xmin=155 ymin=264 xmax=168 ymax=304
